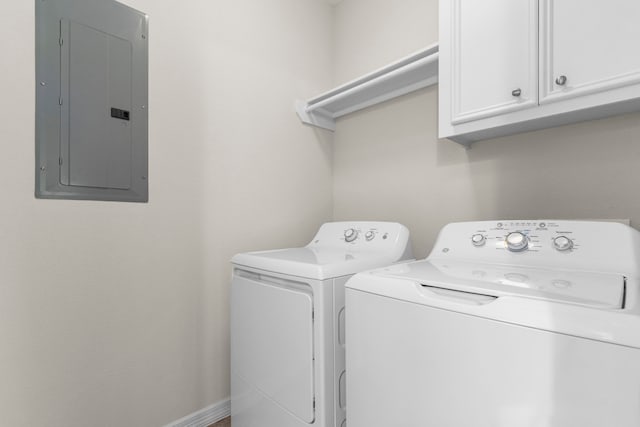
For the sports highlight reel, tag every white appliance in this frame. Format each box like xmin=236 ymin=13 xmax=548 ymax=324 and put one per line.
xmin=231 ymin=221 xmax=413 ymax=427
xmin=346 ymin=220 xmax=640 ymax=427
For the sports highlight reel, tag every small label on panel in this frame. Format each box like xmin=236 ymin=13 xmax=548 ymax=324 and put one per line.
xmin=110 ymin=107 xmax=130 ymax=121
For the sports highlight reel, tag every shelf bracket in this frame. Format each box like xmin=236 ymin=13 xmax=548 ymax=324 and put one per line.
xmin=295 ymin=100 xmax=336 ymax=131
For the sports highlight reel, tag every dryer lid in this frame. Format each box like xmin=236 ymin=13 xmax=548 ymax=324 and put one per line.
xmin=232 ymin=247 xmax=397 ymax=280
xmin=231 ymin=221 xmax=413 ymax=280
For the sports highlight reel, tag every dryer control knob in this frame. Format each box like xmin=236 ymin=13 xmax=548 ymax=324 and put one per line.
xmin=553 ymin=236 xmax=573 ymax=251
xmin=344 ymin=228 xmax=358 ymax=242
xmin=471 ymin=234 xmax=486 ymax=246
xmin=365 ymin=231 xmax=375 ymax=241
xmin=505 ymin=232 xmax=528 ymax=252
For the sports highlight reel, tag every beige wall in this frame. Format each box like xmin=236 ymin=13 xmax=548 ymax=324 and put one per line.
xmin=332 ymin=0 xmax=438 ymax=83
xmin=332 ymin=0 xmax=640 ymax=258
xmin=0 ymin=1 xmax=333 ymax=426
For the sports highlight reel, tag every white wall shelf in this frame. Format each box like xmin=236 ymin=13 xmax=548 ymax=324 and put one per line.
xmin=296 ymin=43 xmax=439 ymax=131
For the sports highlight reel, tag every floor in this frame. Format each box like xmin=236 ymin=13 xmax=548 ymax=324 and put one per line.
xmin=208 ymin=417 xmax=230 ymax=427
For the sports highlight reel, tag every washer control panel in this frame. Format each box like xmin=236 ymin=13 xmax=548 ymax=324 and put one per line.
xmin=431 ymin=220 xmax=639 ymax=278
xmin=463 ymin=221 xmax=579 ymax=254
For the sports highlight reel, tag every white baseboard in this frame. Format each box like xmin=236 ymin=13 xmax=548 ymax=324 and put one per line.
xmin=165 ymin=398 xmax=230 ymax=427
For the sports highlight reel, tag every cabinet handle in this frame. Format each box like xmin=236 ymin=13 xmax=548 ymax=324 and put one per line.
xmin=512 ymin=88 xmax=522 ymax=97
xmin=555 ymin=75 xmax=567 ymax=86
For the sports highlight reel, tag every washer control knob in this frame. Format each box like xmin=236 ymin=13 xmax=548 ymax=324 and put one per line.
xmin=365 ymin=231 xmax=375 ymax=241
xmin=471 ymin=234 xmax=486 ymax=247
xmin=505 ymin=232 xmax=528 ymax=252
xmin=344 ymin=228 xmax=358 ymax=242
xmin=553 ymin=236 xmax=573 ymax=251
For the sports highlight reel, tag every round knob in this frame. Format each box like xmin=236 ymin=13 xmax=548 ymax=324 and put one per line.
xmin=365 ymin=231 xmax=375 ymax=241
xmin=505 ymin=232 xmax=528 ymax=252
xmin=344 ymin=228 xmax=358 ymax=242
xmin=555 ymin=75 xmax=567 ymax=86
xmin=553 ymin=236 xmax=573 ymax=251
xmin=471 ymin=234 xmax=486 ymax=247
xmin=512 ymin=88 xmax=522 ymax=97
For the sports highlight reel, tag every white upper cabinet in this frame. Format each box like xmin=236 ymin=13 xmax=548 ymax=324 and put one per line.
xmin=540 ymin=0 xmax=640 ymax=104
xmin=451 ymin=0 xmax=538 ymax=124
xmin=440 ymin=0 xmax=640 ymax=146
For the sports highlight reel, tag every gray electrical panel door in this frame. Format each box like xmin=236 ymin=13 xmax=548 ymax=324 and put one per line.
xmin=36 ymin=0 xmax=148 ymax=202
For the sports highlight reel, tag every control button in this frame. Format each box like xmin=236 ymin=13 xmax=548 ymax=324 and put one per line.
xmin=344 ymin=228 xmax=358 ymax=242
xmin=553 ymin=236 xmax=573 ymax=251
xmin=505 ymin=232 xmax=528 ymax=252
xmin=504 ymin=273 xmax=528 ymax=283
xmin=471 ymin=234 xmax=486 ymax=247
xmin=497 ymin=222 xmax=503 ymax=228
xmin=552 ymin=279 xmax=572 ymax=289
xmin=365 ymin=231 xmax=375 ymax=241
xmin=539 ymin=222 xmax=546 ymax=228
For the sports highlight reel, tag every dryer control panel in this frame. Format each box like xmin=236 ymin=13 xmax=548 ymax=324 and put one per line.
xmin=308 ymin=221 xmax=413 ymax=257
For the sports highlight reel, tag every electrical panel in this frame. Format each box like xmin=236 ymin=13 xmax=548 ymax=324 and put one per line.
xmin=36 ymin=0 xmax=148 ymax=202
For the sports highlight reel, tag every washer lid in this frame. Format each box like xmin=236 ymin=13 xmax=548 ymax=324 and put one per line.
xmin=232 ymin=247 xmax=396 ymax=280
xmin=346 ymin=260 xmax=640 ymax=349
xmin=364 ymin=260 xmax=626 ymax=309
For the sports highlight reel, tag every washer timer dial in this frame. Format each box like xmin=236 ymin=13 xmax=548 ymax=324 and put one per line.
xmin=505 ymin=232 xmax=528 ymax=252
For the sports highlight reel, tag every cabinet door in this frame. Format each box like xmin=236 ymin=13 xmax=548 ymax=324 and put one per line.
xmin=450 ymin=0 xmax=538 ymax=124
xmin=540 ymin=0 xmax=640 ymax=104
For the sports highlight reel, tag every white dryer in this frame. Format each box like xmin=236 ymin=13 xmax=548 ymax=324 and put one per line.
xmin=346 ymin=220 xmax=640 ymax=427
xmin=231 ymin=221 xmax=413 ymax=427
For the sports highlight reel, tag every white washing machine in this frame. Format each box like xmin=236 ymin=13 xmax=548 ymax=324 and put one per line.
xmin=231 ymin=221 xmax=413 ymax=427
xmin=346 ymin=220 xmax=640 ymax=427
